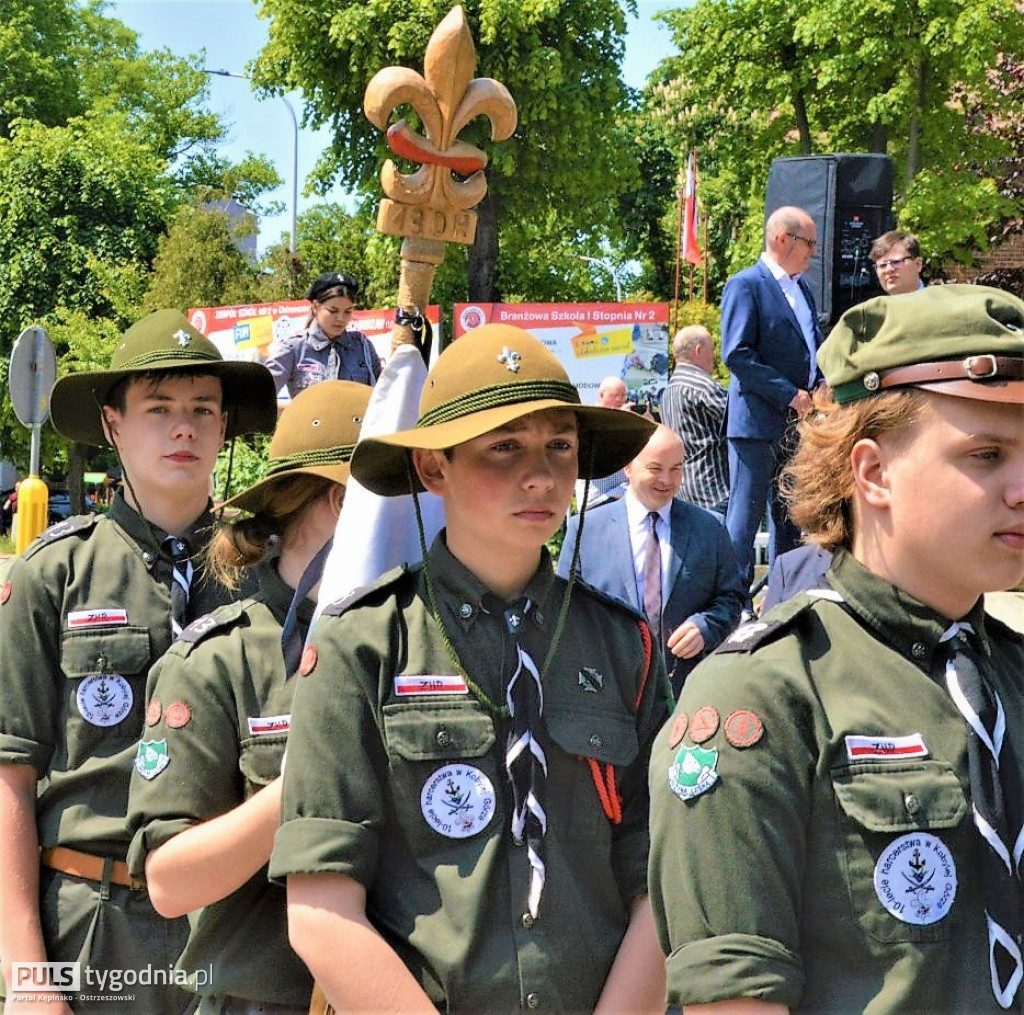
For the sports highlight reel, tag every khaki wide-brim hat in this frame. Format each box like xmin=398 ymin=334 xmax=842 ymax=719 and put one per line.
xmin=822 ymin=284 xmax=1024 ymax=405
xmin=51 ymin=309 xmax=278 ymax=447
xmin=222 ymin=380 xmax=372 ymax=514
xmin=352 ymin=323 xmax=656 ymax=497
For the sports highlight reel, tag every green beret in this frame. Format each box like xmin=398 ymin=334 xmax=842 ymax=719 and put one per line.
xmin=820 ymin=284 xmax=1024 ymax=405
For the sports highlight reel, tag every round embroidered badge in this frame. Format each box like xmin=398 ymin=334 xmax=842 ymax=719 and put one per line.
xmin=299 ymin=645 xmax=318 ymax=676
xmin=421 ymin=763 xmax=496 ymax=838
xmin=689 ymin=705 xmax=720 ymax=744
xmin=667 ymin=711 xmax=689 ymax=750
xmin=724 ymin=709 xmax=764 ymax=749
xmin=874 ymin=832 xmax=957 ymax=925
xmin=76 ymin=675 xmax=133 ymax=727
xmin=145 ymin=698 xmax=162 ymax=727
xmin=164 ymin=702 xmax=192 ymax=729
xmin=0 ymin=581 xmax=11 ymax=605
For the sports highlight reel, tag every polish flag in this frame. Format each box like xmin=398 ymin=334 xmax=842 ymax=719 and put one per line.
xmin=682 ymin=152 xmax=701 ymax=266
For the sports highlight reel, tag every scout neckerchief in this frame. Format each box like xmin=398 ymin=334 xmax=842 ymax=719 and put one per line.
xmin=502 ymin=598 xmax=547 ymax=918
xmin=164 ymin=536 xmax=193 ymax=638
xmin=941 ymin=620 xmax=1023 ymax=1008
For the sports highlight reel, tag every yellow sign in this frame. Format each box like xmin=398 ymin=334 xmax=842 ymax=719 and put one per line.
xmin=570 ymin=325 xmax=634 ymax=360
xmin=232 ymin=316 xmax=275 ymax=351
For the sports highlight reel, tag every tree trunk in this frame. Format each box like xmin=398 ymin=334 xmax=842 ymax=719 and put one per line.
xmin=906 ymin=59 xmax=927 ymax=189
xmin=68 ymin=443 xmax=86 ymax=514
xmin=468 ymin=190 xmax=500 ymax=302
xmin=793 ymin=89 xmax=812 ymax=154
xmin=869 ymin=123 xmax=888 ymax=153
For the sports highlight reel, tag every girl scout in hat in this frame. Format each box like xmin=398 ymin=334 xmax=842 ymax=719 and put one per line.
xmin=265 ymin=271 xmax=382 ymax=398
xmin=649 ymin=284 xmax=1024 ymax=1013
xmin=0 ymin=310 xmax=276 ymax=1013
xmin=270 ymin=323 xmax=672 ymax=1013
xmin=126 ymin=380 xmax=371 ymax=1014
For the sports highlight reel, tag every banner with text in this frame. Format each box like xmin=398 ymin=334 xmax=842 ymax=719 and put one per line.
xmin=454 ymin=302 xmax=670 ymax=407
xmin=188 ymin=301 xmax=442 ymax=370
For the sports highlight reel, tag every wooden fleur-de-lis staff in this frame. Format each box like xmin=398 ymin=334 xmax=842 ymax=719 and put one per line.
xmin=363 ymin=4 xmax=517 ymax=350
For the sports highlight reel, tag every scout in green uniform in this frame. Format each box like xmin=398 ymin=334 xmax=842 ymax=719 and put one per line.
xmin=648 ymin=284 xmax=1024 ymax=1013
xmin=126 ymin=380 xmax=371 ymax=1015
xmin=0 ymin=310 xmax=276 ymax=1013
xmin=269 ymin=323 xmax=672 ymax=1013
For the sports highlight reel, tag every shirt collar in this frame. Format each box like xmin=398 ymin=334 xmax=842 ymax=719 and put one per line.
xmin=257 ymin=557 xmax=316 ymax=629
xmin=428 ymin=531 xmax=557 ymax=632
xmin=305 ymin=320 xmax=355 ymax=351
xmin=827 ymin=547 xmax=993 ymax=668
xmin=625 ymin=488 xmax=670 ymax=531
xmin=761 ymin=250 xmax=802 ymax=283
xmin=109 ymin=493 xmax=215 ymax=564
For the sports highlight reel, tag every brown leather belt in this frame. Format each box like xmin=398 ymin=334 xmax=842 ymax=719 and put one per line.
xmin=41 ymin=846 xmax=144 ymax=891
xmin=874 ymin=355 xmax=1024 ymax=390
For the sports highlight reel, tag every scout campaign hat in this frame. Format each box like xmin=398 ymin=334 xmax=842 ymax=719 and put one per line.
xmin=822 ymin=284 xmax=1024 ymax=405
xmin=222 ymin=380 xmax=371 ymax=514
xmin=51 ymin=310 xmax=278 ymax=447
xmin=351 ymin=323 xmax=655 ymax=496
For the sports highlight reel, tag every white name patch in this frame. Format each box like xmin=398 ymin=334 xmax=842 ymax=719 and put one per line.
xmin=421 ymin=764 xmax=495 ymax=838
xmin=76 ymin=675 xmax=133 ymax=727
xmin=845 ymin=733 xmax=929 ymax=762
xmin=247 ymin=714 xmax=291 ymax=736
xmin=395 ymin=675 xmax=469 ymax=696
xmin=874 ymin=832 xmax=956 ymax=925
xmin=67 ymin=609 xmax=128 ymax=628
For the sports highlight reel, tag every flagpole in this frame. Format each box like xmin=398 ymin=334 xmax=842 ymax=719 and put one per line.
xmin=672 ymin=161 xmax=684 ymax=337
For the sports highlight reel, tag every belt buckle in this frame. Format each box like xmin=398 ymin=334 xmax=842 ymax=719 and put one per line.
xmin=965 ymin=354 xmax=998 ymax=379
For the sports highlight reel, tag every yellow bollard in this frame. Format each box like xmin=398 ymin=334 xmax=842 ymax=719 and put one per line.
xmin=14 ymin=475 xmax=49 ymax=555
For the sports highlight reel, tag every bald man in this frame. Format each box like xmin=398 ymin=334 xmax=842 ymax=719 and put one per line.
xmin=721 ymin=205 xmax=825 ymax=598
xmin=558 ymin=425 xmax=745 ymax=695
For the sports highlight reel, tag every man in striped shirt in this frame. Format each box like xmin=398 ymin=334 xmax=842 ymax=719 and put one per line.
xmin=660 ymin=325 xmax=729 ymax=515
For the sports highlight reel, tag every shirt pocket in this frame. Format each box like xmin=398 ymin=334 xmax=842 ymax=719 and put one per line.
xmin=545 ymin=703 xmax=640 ymax=841
xmin=239 ymin=734 xmax=287 ymax=798
xmin=60 ymin=628 xmax=152 ymax=757
xmin=383 ymin=700 xmax=499 ymax=846
xmin=831 ymin=762 xmax=968 ymax=944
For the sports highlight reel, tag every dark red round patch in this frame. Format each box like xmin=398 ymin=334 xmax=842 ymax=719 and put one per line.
xmin=299 ymin=644 xmax=318 ymax=676
xmin=164 ymin=702 xmax=191 ymax=729
xmin=725 ymin=709 xmax=764 ymax=749
xmin=145 ymin=698 xmax=162 ymax=727
xmin=0 ymin=581 xmax=11 ymax=606
xmin=689 ymin=705 xmax=720 ymax=744
xmin=667 ymin=711 xmax=689 ymax=750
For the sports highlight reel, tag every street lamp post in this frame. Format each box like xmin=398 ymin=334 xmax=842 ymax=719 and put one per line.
xmin=580 ymin=254 xmax=624 ymax=301
xmin=202 ymin=69 xmax=299 ymax=257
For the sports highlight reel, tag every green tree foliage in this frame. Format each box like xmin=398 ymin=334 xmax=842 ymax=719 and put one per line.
xmin=251 ymin=0 xmax=641 ymax=300
xmin=646 ymin=0 xmax=1023 ymax=293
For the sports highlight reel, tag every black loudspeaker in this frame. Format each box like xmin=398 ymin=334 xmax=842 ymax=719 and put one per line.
xmin=766 ymin=154 xmax=894 ymax=326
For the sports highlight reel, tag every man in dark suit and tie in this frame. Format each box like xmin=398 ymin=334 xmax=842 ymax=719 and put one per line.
xmin=721 ymin=205 xmax=825 ymax=596
xmin=557 ymin=425 xmax=745 ymax=696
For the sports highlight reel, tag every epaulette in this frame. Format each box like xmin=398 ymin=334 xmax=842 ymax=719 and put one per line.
xmin=321 ymin=562 xmax=415 ymax=618
xmin=570 ymin=576 xmax=646 ymax=622
xmin=22 ymin=514 xmax=99 ymax=558
xmin=177 ymin=600 xmax=248 ymax=647
xmin=715 ymin=592 xmax=830 ymax=654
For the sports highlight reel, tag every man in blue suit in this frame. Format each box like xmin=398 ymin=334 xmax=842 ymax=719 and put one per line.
xmin=557 ymin=425 xmax=745 ymax=696
xmin=721 ymin=205 xmax=825 ymax=596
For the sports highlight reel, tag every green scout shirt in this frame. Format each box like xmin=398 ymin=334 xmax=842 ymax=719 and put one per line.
xmin=648 ymin=548 xmax=1024 ymax=1013
xmin=127 ymin=559 xmax=312 ymax=1007
xmin=270 ymin=534 xmax=671 ymax=1014
xmin=0 ymin=495 xmax=229 ymax=856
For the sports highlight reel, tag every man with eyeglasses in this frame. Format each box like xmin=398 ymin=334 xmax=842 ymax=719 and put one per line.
xmin=870 ymin=230 xmax=925 ymax=295
xmin=720 ymin=205 xmax=825 ymax=605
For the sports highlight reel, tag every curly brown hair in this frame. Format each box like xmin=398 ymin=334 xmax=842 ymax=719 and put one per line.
xmin=780 ymin=386 xmax=928 ymax=550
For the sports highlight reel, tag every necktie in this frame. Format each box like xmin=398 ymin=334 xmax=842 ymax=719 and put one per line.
xmin=164 ymin=537 xmax=193 ymax=639
xmin=642 ymin=511 xmax=662 ymax=646
xmin=942 ymin=621 xmax=1023 ymax=1007
xmin=503 ymin=600 xmax=548 ymax=919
